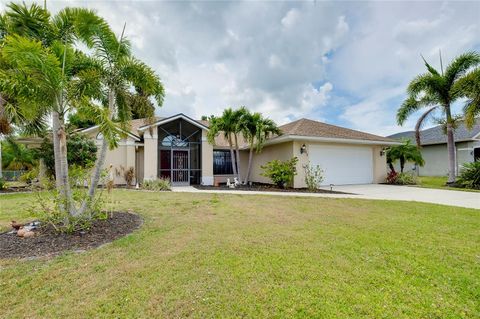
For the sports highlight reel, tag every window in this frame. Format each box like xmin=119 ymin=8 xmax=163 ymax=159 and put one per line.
xmin=213 ymin=150 xmax=234 ymax=175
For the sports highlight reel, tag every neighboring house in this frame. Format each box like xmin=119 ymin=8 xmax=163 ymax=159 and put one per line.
xmin=388 ymin=119 xmax=480 ymax=176
xmin=79 ymin=113 xmax=398 ymax=187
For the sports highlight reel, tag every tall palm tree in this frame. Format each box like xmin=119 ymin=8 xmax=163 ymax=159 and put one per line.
xmin=386 ymin=140 xmax=424 ymax=173
xmin=397 ymin=52 xmax=480 ymax=184
xmin=75 ymin=19 xmax=164 ymax=215
xmin=241 ymin=112 xmax=280 ymax=184
xmin=207 ymin=110 xmax=238 ymax=178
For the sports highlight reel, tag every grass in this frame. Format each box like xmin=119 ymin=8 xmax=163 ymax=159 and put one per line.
xmin=1 ymin=190 xmax=479 ymax=318
xmin=416 ymin=176 xmax=480 ymax=192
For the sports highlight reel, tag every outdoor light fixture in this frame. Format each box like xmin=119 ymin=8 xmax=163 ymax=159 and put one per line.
xmin=300 ymin=144 xmax=307 ymax=154
xmin=380 ymin=150 xmax=386 ymax=156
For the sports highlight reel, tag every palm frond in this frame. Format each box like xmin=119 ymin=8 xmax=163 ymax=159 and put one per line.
xmin=444 ymin=51 xmax=480 ymax=87
xmin=414 ymin=106 xmax=438 ymax=147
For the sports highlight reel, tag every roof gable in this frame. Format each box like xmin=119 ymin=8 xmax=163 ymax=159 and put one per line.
xmin=138 ymin=113 xmax=209 ymax=132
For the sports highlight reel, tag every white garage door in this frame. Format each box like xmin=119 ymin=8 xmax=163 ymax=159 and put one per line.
xmin=309 ymin=144 xmax=373 ymax=185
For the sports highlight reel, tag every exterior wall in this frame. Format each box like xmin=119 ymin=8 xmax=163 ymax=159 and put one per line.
xmin=201 ymin=130 xmax=214 ymax=185
xmin=416 ymin=141 xmax=476 ymax=177
xmin=243 ymin=142 xmax=294 ymax=185
xmin=84 ymin=129 xmax=137 ymax=185
xmin=143 ymin=130 xmax=158 ymax=181
xmin=135 ymin=146 xmax=144 ymax=184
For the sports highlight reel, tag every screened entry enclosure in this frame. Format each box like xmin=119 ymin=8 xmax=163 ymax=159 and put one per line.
xmin=157 ymin=119 xmax=202 ymax=185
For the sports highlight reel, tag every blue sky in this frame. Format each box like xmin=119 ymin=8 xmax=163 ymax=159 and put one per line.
xmin=5 ymin=0 xmax=479 ymax=135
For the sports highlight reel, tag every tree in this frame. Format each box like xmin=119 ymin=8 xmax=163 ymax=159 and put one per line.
xmin=456 ymin=68 xmax=480 ymax=128
xmin=74 ymin=18 xmax=164 ymax=216
xmin=207 ymin=109 xmax=239 ymax=179
xmin=386 ymin=140 xmax=424 ymax=173
xmin=36 ymin=134 xmax=97 ymax=176
xmin=1 ymin=138 xmax=35 ymax=170
xmin=241 ymin=111 xmax=280 ymax=184
xmin=397 ymin=52 xmax=480 ymax=184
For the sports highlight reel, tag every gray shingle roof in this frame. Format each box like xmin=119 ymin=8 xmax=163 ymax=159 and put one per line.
xmin=388 ymin=118 xmax=480 ymax=145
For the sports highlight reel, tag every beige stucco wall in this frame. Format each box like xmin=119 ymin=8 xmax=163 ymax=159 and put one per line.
xmin=143 ymin=130 xmax=158 ymax=181
xmin=202 ymin=130 xmax=214 ymax=185
xmin=241 ymin=142 xmax=294 ymax=185
xmin=82 ymin=128 xmax=137 ymax=185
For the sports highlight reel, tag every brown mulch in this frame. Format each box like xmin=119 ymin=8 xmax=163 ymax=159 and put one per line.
xmin=0 ymin=212 xmax=143 ymax=259
xmin=194 ymin=183 xmax=353 ymax=194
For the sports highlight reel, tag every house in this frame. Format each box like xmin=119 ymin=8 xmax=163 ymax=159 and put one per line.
xmin=388 ymin=119 xmax=480 ymax=176
xmin=79 ymin=113 xmax=398 ymax=187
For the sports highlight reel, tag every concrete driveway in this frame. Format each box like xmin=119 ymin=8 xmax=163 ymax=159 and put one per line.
xmin=328 ymin=184 xmax=479 ymax=209
xmin=172 ymin=184 xmax=479 ymax=209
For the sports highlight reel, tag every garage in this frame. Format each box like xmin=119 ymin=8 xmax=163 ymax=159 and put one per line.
xmin=309 ymin=144 xmax=374 ymax=185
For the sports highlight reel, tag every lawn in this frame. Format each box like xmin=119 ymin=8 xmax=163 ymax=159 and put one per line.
xmin=1 ymin=190 xmax=479 ymax=318
xmin=417 ymin=176 xmax=480 ymax=192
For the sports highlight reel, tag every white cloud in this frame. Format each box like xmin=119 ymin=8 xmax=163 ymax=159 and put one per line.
xmin=281 ymin=8 xmax=300 ymax=28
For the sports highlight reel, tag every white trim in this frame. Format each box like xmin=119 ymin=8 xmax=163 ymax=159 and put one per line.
xmin=473 ymin=132 xmax=480 ymax=140
xmin=264 ymin=135 xmax=400 ymax=146
xmin=138 ymin=113 xmax=209 ymax=132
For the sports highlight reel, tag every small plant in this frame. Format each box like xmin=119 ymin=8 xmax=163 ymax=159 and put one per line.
xmin=303 ymin=163 xmax=324 ymax=191
xmin=386 ymin=172 xmax=417 ymax=185
xmin=143 ymin=178 xmax=171 ymax=191
xmin=261 ymin=157 xmax=298 ymax=188
xmin=0 ymin=178 xmax=7 ymax=190
xmin=19 ymin=167 xmax=39 ymax=184
xmin=121 ymin=166 xmax=135 ymax=187
xmin=456 ymin=162 xmax=480 ymax=189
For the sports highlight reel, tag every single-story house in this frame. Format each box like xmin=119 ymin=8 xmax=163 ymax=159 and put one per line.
xmin=79 ymin=113 xmax=398 ymax=187
xmin=388 ymin=119 xmax=480 ymax=176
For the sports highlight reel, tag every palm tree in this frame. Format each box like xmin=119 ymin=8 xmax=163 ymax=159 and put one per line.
xmin=386 ymin=140 xmax=424 ymax=173
xmin=241 ymin=111 xmax=280 ymax=184
xmin=456 ymin=68 xmax=480 ymax=128
xmin=207 ymin=111 xmax=238 ymax=178
xmin=75 ymin=19 xmax=164 ymax=215
xmin=397 ymin=52 xmax=480 ymax=184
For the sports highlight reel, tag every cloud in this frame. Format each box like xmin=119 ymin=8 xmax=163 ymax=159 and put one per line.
xmin=4 ymin=1 xmax=479 ymax=136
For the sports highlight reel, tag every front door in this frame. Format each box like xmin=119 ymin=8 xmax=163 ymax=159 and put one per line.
xmin=172 ymin=150 xmax=189 ymax=185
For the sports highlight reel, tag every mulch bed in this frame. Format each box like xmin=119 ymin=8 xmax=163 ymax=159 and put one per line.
xmin=0 ymin=212 xmax=142 ymax=259
xmin=194 ymin=184 xmax=352 ymax=194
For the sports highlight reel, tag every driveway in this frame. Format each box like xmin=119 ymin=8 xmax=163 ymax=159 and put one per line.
xmin=172 ymin=184 xmax=479 ymax=209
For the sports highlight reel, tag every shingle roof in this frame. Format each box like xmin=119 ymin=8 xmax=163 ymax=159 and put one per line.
xmin=279 ymin=118 xmax=395 ymax=143
xmin=388 ymin=118 xmax=480 ymax=145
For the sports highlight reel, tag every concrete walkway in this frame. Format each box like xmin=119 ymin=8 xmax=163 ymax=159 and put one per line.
xmin=172 ymin=184 xmax=479 ymax=209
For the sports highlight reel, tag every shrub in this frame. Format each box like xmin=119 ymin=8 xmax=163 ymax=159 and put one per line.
xmin=261 ymin=157 xmax=298 ymax=188
xmin=19 ymin=167 xmax=39 ymax=184
xmin=386 ymin=172 xmax=417 ymax=185
xmin=456 ymin=162 xmax=480 ymax=189
xmin=36 ymin=134 xmax=97 ymax=176
xmin=143 ymin=178 xmax=171 ymax=191
xmin=303 ymin=163 xmax=324 ymax=191
xmin=0 ymin=178 xmax=6 ymax=190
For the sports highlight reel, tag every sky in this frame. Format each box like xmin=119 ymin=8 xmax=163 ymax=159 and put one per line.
xmin=2 ymin=0 xmax=479 ymax=136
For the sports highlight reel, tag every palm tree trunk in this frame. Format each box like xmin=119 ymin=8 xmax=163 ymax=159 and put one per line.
xmin=446 ymin=123 xmax=456 ymax=184
xmin=445 ymin=106 xmax=456 ymax=184
xmin=234 ymin=133 xmax=241 ymax=182
xmin=227 ymin=134 xmax=237 ymax=178
xmin=244 ymin=142 xmax=254 ymax=184
xmin=79 ymin=90 xmax=115 ymax=216
xmin=400 ymin=157 xmax=405 ymax=173
xmin=52 ymin=111 xmax=76 ymax=216
xmin=388 ymin=162 xmax=396 ymax=173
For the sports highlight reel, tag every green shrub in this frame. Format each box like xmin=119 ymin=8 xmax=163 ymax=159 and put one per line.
xmin=19 ymin=167 xmax=39 ymax=184
xmin=0 ymin=178 xmax=6 ymax=190
xmin=386 ymin=171 xmax=418 ymax=185
xmin=261 ymin=157 xmax=298 ymax=188
xmin=303 ymin=163 xmax=324 ymax=191
xmin=456 ymin=162 xmax=480 ymax=189
xmin=143 ymin=178 xmax=171 ymax=191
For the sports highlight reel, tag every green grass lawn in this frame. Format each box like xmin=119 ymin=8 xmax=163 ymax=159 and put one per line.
xmin=1 ymin=190 xmax=479 ymax=318
xmin=417 ymin=176 xmax=480 ymax=192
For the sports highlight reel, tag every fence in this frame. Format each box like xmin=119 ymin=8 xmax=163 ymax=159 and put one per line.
xmin=1 ymin=170 xmax=26 ymax=181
